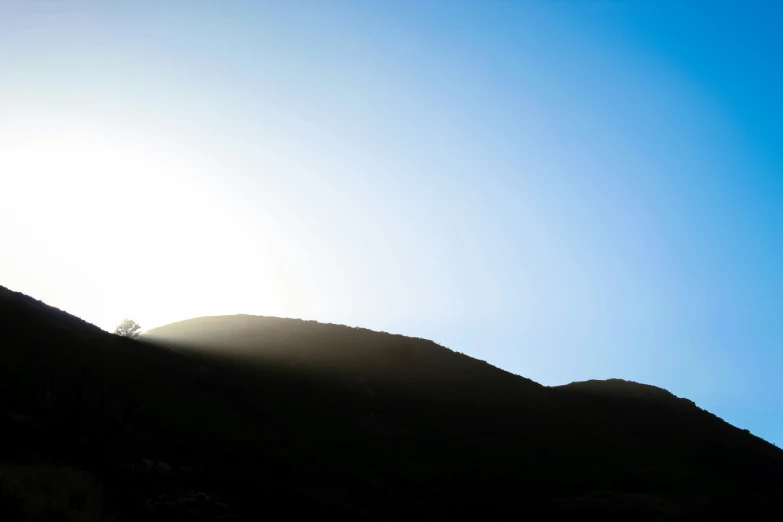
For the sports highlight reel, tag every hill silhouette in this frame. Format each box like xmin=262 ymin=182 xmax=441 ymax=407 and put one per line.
xmin=2 ymin=284 xmax=782 ymax=521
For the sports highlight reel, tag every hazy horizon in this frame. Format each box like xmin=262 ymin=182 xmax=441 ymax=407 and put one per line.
xmin=1 ymin=2 xmax=781 ymax=445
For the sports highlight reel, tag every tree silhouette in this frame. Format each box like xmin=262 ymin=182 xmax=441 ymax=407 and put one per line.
xmin=114 ymin=319 xmax=141 ymax=338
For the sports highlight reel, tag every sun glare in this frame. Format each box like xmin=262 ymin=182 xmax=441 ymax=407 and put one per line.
xmin=0 ymin=120 xmax=274 ymax=332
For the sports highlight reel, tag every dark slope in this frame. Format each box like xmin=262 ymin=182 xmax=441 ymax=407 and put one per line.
xmin=559 ymin=378 xmax=682 ymax=400
xmin=144 ymin=314 xmax=545 ymax=406
xmin=0 ymin=288 xmax=356 ymax=520
xmin=146 ymin=318 xmax=783 ymax=503
xmin=2 ymin=286 xmax=783 ymax=521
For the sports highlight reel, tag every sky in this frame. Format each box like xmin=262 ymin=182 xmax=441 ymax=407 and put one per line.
xmin=0 ymin=1 xmax=781 ymax=443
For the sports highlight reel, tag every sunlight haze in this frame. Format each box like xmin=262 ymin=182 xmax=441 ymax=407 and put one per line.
xmin=1 ymin=1 xmax=781 ymax=445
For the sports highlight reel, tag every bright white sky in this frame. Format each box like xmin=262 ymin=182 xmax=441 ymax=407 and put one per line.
xmin=1 ymin=1 xmax=782 ymax=444
xmin=1 ymin=116 xmax=258 ymax=328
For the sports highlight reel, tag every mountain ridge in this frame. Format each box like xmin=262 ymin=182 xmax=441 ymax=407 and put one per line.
xmin=2 ymin=284 xmax=782 ymax=521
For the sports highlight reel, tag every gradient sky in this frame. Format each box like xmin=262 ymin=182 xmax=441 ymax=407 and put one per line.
xmin=1 ymin=1 xmax=781 ymax=444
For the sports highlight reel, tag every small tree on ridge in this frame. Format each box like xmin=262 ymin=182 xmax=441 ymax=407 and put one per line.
xmin=114 ymin=319 xmax=141 ymax=338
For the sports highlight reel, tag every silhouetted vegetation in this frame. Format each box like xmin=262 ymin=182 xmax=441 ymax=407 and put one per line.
xmin=113 ymin=319 xmax=141 ymax=339
xmin=0 ymin=464 xmax=105 ymax=522
xmin=2 ymin=284 xmax=782 ymax=521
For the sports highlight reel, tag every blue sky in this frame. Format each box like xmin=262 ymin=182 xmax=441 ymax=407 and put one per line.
xmin=0 ymin=1 xmax=781 ymax=444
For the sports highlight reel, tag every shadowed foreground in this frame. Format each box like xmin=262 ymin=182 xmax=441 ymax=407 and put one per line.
xmin=1 ymin=285 xmax=782 ymax=521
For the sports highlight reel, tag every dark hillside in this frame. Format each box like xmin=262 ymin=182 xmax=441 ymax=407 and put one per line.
xmin=144 ymin=314 xmax=546 ymax=406
xmin=2 ymin=285 xmax=782 ymax=521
